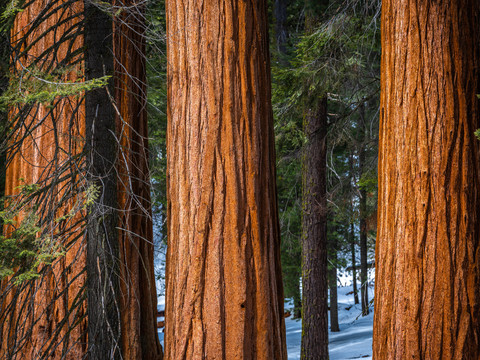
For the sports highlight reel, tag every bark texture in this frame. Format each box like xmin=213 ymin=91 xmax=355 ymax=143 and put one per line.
xmin=85 ymin=1 xmax=121 ymax=358
xmin=0 ymin=1 xmax=161 ymax=358
xmin=114 ymin=2 xmax=163 ymax=358
xmin=165 ymin=0 xmax=287 ymax=359
xmin=0 ymin=2 xmax=87 ymax=358
xmin=374 ymin=1 xmax=480 ymax=358
xmin=301 ymin=96 xmax=328 ymax=359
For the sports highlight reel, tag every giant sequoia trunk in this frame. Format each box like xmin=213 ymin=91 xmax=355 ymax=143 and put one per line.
xmin=113 ymin=2 xmax=163 ymax=358
xmin=165 ymin=1 xmax=287 ymax=359
xmin=0 ymin=2 xmax=88 ymax=358
xmin=0 ymin=1 xmax=161 ymax=358
xmin=374 ymin=1 xmax=480 ymax=358
xmin=301 ymin=96 xmax=329 ymax=359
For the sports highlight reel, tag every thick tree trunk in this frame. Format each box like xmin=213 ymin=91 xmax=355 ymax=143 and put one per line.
xmin=113 ymin=2 xmax=163 ymax=359
xmin=165 ymin=1 xmax=287 ymax=359
xmin=0 ymin=2 xmax=88 ymax=358
xmin=301 ymin=96 xmax=328 ymax=359
xmin=350 ymin=222 xmax=359 ymax=305
xmin=0 ymin=1 xmax=161 ymax=358
xmin=358 ymin=104 xmax=369 ymax=317
xmin=374 ymin=1 xmax=480 ymax=358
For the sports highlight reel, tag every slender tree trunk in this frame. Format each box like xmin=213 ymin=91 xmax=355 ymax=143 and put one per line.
xmin=300 ymin=3 xmax=329 ymax=358
xmin=329 ymin=243 xmax=339 ymax=332
xmin=85 ymin=2 xmax=122 ymax=358
xmin=113 ymin=2 xmax=163 ymax=359
xmin=350 ymin=222 xmax=359 ymax=305
xmin=274 ymin=0 xmax=288 ymax=54
xmin=358 ymin=104 xmax=369 ymax=317
xmin=165 ymin=1 xmax=287 ymax=359
xmin=374 ymin=1 xmax=480 ymax=358
xmin=293 ymin=278 xmax=302 ymax=319
xmin=301 ymin=96 xmax=329 ymax=359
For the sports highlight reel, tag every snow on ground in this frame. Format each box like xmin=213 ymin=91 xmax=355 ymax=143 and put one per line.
xmin=157 ymin=271 xmax=375 ymax=360
xmin=285 ymin=272 xmax=375 ymax=360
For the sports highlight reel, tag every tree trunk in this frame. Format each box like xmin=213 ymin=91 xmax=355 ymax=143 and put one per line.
xmin=85 ymin=2 xmax=122 ymax=358
xmin=165 ymin=1 xmax=287 ymax=359
xmin=0 ymin=1 xmax=162 ymax=358
xmin=350 ymin=222 xmax=359 ymax=305
xmin=293 ymin=279 xmax=302 ymax=319
xmin=274 ymin=0 xmax=288 ymax=54
xmin=358 ymin=103 xmax=369 ymax=317
xmin=329 ymin=243 xmax=339 ymax=332
xmin=374 ymin=1 xmax=480 ymax=358
xmin=113 ymin=2 xmax=163 ymax=359
xmin=0 ymin=2 xmax=88 ymax=358
xmin=301 ymin=96 xmax=329 ymax=359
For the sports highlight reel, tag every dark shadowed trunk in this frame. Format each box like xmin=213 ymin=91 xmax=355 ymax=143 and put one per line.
xmin=359 ymin=103 xmax=369 ymax=317
xmin=301 ymin=96 xmax=328 ymax=359
xmin=85 ymin=2 xmax=121 ymax=358
xmin=274 ymin=0 xmax=288 ymax=54
xmin=350 ymin=222 xmax=359 ymax=305
xmin=329 ymin=241 xmax=339 ymax=332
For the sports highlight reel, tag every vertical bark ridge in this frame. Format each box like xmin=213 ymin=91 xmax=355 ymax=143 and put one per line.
xmin=1 ymin=1 xmax=162 ymax=358
xmin=374 ymin=1 xmax=480 ymax=358
xmin=165 ymin=0 xmax=287 ymax=359
xmin=113 ymin=2 xmax=163 ymax=358
xmin=0 ymin=1 xmax=87 ymax=358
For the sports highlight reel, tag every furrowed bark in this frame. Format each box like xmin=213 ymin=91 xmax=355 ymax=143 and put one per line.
xmin=165 ymin=0 xmax=287 ymax=358
xmin=374 ymin=0 xmax=480 ymax=358
xmin=85 ymin=2 xmax=121 ymax=358
xmin=113 ymin=1 xmax=163 ymax=358
xmin=301 ymin=96 xmax=328 ymax=359
xmin=0 ymin=1 xmax=87 ymax=358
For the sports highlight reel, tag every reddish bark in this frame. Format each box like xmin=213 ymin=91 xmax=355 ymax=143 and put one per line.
xmin=374 ymin=0 xmax=480 ymax=358
xmin=165 ymin=0 xmax=287 ymax=359
xmin=114 ymin=2 xmax=163 ymax=358
xmin=0 ymin=2 xmax=87 ymax=358
xmin=0 ymin=1 xmax=161 ymax=358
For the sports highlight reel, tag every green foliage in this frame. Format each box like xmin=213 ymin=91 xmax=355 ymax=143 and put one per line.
xmin=0 ymin=67 xmax=111 ymax=109
xmin=0 ymin=182 xmax=98 ymax=284
xmin=475 ymin=128 xmax=480 ymax=140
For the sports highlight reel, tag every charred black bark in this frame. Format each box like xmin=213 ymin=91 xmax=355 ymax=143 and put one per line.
xmin=85 ymin=2 xmax=121 ymax=358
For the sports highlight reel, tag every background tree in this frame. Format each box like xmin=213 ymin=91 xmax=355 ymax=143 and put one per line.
xmin=374 ymin=0 xmax=480 ymax=358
